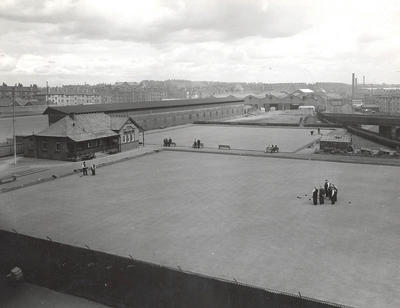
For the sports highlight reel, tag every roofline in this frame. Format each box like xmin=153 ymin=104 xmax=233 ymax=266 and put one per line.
xmin=43 ymin=98 xmax=244 ymax=116
xmin=115 ymin=116 xmax=145 ymax=132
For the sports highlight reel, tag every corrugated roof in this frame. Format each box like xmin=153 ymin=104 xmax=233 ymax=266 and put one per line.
xmin=35 ymin=113 xmax=118 ymax=142
xmin=43 ymin=97 xmax=244 ymax=115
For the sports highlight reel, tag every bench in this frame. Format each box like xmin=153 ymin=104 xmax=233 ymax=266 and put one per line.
xmin=164 ymin=142 xmax=176 ymax=147
xmin=218 ymin=144 xmax=231 ymax=150
xmin=192 ymin=143 xmax=204 ymax=149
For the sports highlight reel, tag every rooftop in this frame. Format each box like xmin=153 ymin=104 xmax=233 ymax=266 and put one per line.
xmin=34 ymin=113 xmax=119 ymax=142
xmin=43 ymin=97 xmax=244 ymax=115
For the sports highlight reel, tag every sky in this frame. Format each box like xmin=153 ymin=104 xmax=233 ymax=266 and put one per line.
xmin=0 ymin=0 xmax=399 ymax=86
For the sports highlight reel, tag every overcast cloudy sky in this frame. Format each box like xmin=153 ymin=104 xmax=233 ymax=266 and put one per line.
xmin=0 ymin=0 xmax=399 ymax=86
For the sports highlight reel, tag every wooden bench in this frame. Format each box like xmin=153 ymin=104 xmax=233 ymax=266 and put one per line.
xmin=218 ymin=144 xmax=231 ymax=150
xmin=163 ymin=142 xmax=176 ymax=147
xmin=192 ymin=143 xmax=204 ymax=149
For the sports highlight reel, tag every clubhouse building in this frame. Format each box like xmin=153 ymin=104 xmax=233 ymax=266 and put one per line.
xmin=24 ymin=98 xmax=245 ymax=160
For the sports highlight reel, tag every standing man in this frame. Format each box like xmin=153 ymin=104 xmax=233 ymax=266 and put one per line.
xmin=327 ymin=182 xmax=332 ymax=200
xmin=324 ymin=180 xmax=329 ymax=198
xmin=331 ymin=185 xmax=337 ymax=204
xmin=168 ymin=137 xmax=172 ymax=147
xmin=82 ymin=161 xmax=88 ymax=176
xmin=312 ymin=187 xmax=318 ymax=205
xmin=332 ymin=185 xmax=338 ymax=204
xmin=197 ymin=139 xmax=201 ymax=149
xmin=91 ymin=164 xmax=96 ymax=176
xmin=319 ymin=186 xmax=325 ymax=204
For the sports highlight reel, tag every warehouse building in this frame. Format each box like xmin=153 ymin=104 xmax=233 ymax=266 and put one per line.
xmin=43 ymin=97 xmax=245 ymax=130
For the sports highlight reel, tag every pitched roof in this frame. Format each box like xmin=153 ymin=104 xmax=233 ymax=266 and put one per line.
xmin=110 ymin=116 xmax=144 ymax=132
xmin=43 ymin=97 xmax=244 ymax=116
xmin=35 ymin=113 xmax=118 ymax=142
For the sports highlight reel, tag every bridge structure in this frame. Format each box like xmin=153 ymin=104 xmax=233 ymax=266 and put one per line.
xmin=319 ymin=112 xmax=400 ymax=140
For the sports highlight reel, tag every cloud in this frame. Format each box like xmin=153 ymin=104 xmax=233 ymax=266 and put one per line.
xmin=0 ymin=0 xmax=311 ymax=43
xmin=0 ymin=53 xmax=17 ymax=71
xmin=0 ymin=0 xmax=400 ymax=85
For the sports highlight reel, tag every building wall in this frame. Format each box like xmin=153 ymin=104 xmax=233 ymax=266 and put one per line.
xmin=24 ymin=135 xmax=121 ymax=161
xmin=47 ymin=94 xmax=102 ymax=106
xmin=376 ymin=96 xmax=400 ymax=114
xmin=119 ymin=122 xmax=141 ymax=151
xmin=121 ymin=140 xmax=139 ymax=151
xmin=24 ymin=136 xmax=69 ymax=160
xmin=108 ymin=103 xmax=244 ymax=130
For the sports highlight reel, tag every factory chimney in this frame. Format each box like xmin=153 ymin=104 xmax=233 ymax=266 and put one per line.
xmin=351 ymin=73 xmax=355 ymax=99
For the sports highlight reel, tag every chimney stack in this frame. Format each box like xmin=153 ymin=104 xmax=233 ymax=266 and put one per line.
xmin=351 ymin=73 xmax=355 ymax=99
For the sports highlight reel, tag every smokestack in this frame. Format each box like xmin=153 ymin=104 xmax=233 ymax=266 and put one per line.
xmin=363 ymin=76 xmax=365 ymax=86
xmin=355 ymin=77 xmax=358 ymax=98
xmin=352 ymin=73 xmax=355 ymax=99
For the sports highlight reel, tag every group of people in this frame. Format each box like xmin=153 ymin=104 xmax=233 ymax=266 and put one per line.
xmin=312 ymin=180 xmax=338 ymax=205
xmin=81 ymin=161 xmax=96 ymax=176
xmin=265 ymin=144 xmax=279 ymax=153
xmin=163 ymin=137 xmax=173 ymax=147
xmin=193 ymin=138 xmax=202 ymax=148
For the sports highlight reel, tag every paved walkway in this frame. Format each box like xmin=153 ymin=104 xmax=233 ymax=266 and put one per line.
xmin=0 ymin=146 xmax=159 ymax=193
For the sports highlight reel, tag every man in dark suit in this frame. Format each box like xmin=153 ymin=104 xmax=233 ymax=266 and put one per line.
xmin=324 ymin=180 xmax=329 ymax=197
xmin=319 ymin=187 xmax=325 ymax=204
xmin=312 ymin=187 xmax=318 ymax=205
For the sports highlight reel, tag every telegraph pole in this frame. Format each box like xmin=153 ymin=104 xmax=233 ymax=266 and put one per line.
xmin=12 ymin=85 xmax=17 ymax=166
xmin=12 ymin=85 xmax=17 ymax=167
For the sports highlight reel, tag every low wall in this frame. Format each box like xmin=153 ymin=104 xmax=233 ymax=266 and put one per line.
xmin=0 ymin=142 xmax=23 ymax=157
xmin=346 ymin=125 xmax=400 ymax=149
xmin=194 ymin=121 xmax=299 ymax=127
xmin=0 ymin=230 xmax=350 ymax=308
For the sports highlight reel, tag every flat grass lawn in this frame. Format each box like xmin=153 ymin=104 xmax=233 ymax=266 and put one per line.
xmin=2 ymin=151 xmax=400 ymax=308
xmin=145 ymin=124 xmax=330 ymax=152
